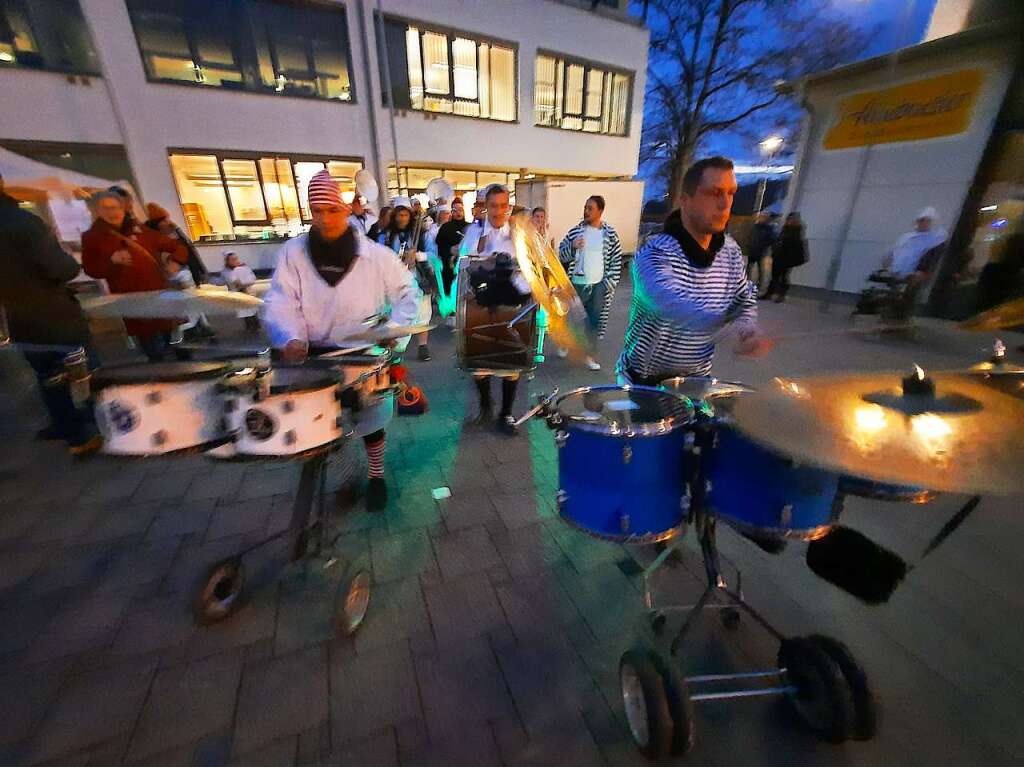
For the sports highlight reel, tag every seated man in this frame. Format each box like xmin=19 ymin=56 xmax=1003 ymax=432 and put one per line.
xmin=856 ymin=207 xmax=947 ymax=320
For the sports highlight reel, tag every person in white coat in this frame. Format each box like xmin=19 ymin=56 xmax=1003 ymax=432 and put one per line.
xmin=262 ymin=169 xmax=419 ymax=510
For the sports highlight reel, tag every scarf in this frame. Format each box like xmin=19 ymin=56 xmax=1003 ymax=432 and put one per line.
xmin=308 ymin=226 xmax=357 ymax=287
xmin=663 ymin=209 xmax=725 ymax=268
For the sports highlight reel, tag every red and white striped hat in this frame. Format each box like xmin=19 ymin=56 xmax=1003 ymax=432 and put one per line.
xmin=307 ymin=169 xmax=345 ymax=208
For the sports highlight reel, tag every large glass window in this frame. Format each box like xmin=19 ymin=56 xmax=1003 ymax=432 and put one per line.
xmin=169 ymin=151 xmax=363 ymax=242
xmin=386 ymin=165 xmax=521 ymax=212
xmin=0 ymin=0 xmax=99 ymax=74
xmin=125 ymin=0 xmax=354 ymax=102
xmin=377 ymin=17 xmax=516 ymax=122
xmin=534 ymin=52 xmax=631 ymax=136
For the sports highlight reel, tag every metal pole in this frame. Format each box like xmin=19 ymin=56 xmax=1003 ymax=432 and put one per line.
xmin=375 ymin=0 xmax=403 ymax=197
xmin=355 ymin=0 xmax=386 ymax=206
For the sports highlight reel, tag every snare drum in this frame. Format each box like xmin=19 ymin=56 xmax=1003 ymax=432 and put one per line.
xmin=554 ymin=386 xmax=694 ymax=543
xmin=338 ymin=348 xmax=393 ymax=407
xmin=220 ymin=367 xmax=344 ymax=457
xmin=705 ymin=427 xmax=840 ymax=541
xmin=93 ymin=361 xmax=231 ymax=456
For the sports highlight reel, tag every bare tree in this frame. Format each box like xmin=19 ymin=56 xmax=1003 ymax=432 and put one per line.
xmin=642 ymin=0 xmax=870 ymax=201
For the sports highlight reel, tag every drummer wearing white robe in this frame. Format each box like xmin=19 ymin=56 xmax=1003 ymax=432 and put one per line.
xmin=263 ymin=169 xmax=419 ymax=510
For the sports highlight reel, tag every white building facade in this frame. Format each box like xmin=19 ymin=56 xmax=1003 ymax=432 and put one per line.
xmin=0 ymin=0 xmax=648 ymax=270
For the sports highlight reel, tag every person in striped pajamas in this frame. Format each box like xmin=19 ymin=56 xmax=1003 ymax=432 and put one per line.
xmin=617 ymin=156 xmax=771 ymax=385
xmin=558 ymin=195 xmax=623 ymax=370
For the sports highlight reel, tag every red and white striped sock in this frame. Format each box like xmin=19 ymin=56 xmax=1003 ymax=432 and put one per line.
xmin=364 ymin=435 xmax=385 ymax=479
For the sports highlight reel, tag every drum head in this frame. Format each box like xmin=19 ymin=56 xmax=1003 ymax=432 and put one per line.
xmin=659 ymin=376 xmax=754 ymax=402
xmin=266 ymin=366 xmax=339 ymax=394
xmin=556 ymin=386 xmax=692 ymax=435
xmin=95 ymin=361 xmax=228 ymax=385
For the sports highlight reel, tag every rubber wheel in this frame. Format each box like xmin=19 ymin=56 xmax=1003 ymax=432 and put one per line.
xmin=619 ymin=648 xmax=675 ymax=760
xmin=650 ymin=653 xmax=696 ymax=756
xmin=338 ymin=568 xmax=371 ymax=636
xmin=809 ymin=634 xmax=877 ymax=741
xmin=193 ymin=557 xmax=245 ymax=626
xmin=778 ymin=636 xmax=855 ymax=743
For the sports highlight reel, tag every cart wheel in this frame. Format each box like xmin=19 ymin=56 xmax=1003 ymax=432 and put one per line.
xmin=194 ymin=557 xmax=245 ymax=626
xmin=720 ymin=607 xmax=741 ymax=631
xmin=337 ymin=568 xmax=371 ymax=636
xmin=651 ymin=653 xmax=696 ymax=756
xmin=809 ymin=634 xmax=877 ymax=741
xmin=619 ymin=648 xmax=675 ymax=760
xmin=778 ymin=637 xmax=855 ymax=743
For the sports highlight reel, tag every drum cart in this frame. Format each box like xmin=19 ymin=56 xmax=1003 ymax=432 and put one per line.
xmin=193 ymin=442 xmax=371 ymax=636
xmin=525 ymin=391 xmax=877 ymax=761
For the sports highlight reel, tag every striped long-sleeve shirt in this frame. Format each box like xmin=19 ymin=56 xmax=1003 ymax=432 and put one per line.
xmin=617 ymin=230 xmax=757 ymax=380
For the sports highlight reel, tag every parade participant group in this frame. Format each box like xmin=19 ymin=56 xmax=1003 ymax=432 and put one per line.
xmin=4 ymin=156 xmax=774 ymax=507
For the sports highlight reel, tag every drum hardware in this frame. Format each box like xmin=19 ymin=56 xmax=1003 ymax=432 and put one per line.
xmin=622 ymin=445 xmax=633 ymax=464
xmin=62 ymin=347 xmax=91 ymax=407
xmin=554 ymin=431 xmax=569 ymax=448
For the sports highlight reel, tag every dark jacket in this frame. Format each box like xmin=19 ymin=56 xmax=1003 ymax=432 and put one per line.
xmin=772 ymin=225 xmax=808 ymax=270
xmin=435 ymin=219 xmax=468 ymax=266
xmin=145 ymin=219 xmax=208 ymax=284
xmin=0 ymin=193 xmax=90 ymax=345
xmin=748 ymin=222 xmax=776 ymax=261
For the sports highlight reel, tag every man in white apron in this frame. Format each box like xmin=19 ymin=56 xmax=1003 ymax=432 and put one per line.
xmin=262 ymin=170 xmax=420 ymax=509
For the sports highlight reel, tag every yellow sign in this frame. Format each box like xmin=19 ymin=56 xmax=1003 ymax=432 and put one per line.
xmin=823 ymin=69 xmax=983 ymax=150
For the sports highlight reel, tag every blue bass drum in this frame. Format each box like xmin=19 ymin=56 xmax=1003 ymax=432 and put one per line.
xmin=705 ymin=427 xmax=841 ymax=541
xmin=836 ymin=475 xmax=936 ymax=504
xmin=554 ymin=386 xmax=694 ymax=543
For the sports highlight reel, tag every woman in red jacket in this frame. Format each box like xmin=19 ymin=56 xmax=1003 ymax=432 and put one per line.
xmin=82 ymin=190 xmax=189 ymax=360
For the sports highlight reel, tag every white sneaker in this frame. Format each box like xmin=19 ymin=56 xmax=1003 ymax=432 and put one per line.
xmin=445 ymin=316 xmax=456 ymax=328
xmin=557 ymin=347 xmax=568 ymax=358
xmin=586 ymin=358 xmax=601 ymax=371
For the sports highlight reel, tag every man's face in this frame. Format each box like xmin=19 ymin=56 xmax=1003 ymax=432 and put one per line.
xmin=486 ymin=191 xmax=510 ymax=229
xmin=583 ymin=200 xmax=600 ymax=225
xmin=96 ymin=197 xmax=126 ymax=227
xmin=531 ymin=210 xmax=546 ymax=231
xmin=394 ymin=208 xmax=411 ymax=229
xmin=412 ymin=200 xmax=422 ymax=215
xmin=437 ymin=210 xmax=451 ymax=225
xmin=916 ymin=217 xmax=932 ymax=233
xmin=311 ymin=202 xmax=350 ymax=240
xmin=226 ymin=254 xmax=241 ymax=269
xmin=472 ymin=201 xmax=485 ymax=221
xmin=452 ymin=201 xmax=464 ymax=221
xmin=680 ymin=167 xmax=737 ymax=235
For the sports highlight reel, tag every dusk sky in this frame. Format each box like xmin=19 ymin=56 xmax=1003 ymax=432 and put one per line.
xmin=638 ymin=0 xmax=938 ymax=196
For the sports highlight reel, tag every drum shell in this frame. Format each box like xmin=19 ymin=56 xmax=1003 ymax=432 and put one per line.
xmin=455 ymin=258 xmax=538 ymax=373
xmin=836 ymin=475 xmax=936 ymax=503
xmin=226 ymin=384 xmax=343 ymax=456
xmin=705 ymin=427 xmax=840 ymax=541
xmin=338 ymin=351 xmax=391 ymax=407
xmin=557 ymin=425 xmax=689 ymax=543
xmin=96 ymin=380 xmax=226 ymax=456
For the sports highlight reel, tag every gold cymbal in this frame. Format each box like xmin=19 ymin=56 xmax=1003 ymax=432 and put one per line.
xmin=338 ymin=323 xmax=436 ymax=344
xmin=511 ymin=218 xmax=591 ymax=360
xmin=81 ymin=288 xmax=262 ymax=318
xmin=729 ymin=369 xmax=1024 ymax=495
xmin=959 ymin=297 xmax=1024 ymax=331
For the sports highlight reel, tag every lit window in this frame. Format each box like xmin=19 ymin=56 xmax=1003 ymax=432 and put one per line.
xmin=169 ymin=152 xmax=362 ymax=242
xmin=126 ymin=0 xmax=353 ymax=102
xmin=0 ymin=0 xmax=98 ymax=74
xmin=378 ymin=17 xmax=516 ymax=123
xmin=534 ymin=53 xmax=631 ymax=136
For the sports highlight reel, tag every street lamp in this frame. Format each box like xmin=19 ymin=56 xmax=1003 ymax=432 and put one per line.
xmin=755 ymin=135 xmax=784 ymax=212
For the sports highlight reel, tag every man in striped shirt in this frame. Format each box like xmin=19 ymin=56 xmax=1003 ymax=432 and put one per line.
xmin=618 ymin=156 xmax=771 ymax=384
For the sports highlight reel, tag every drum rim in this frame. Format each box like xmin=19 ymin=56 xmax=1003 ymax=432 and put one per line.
xmin=558 ymin=506 xmax=687 ymax=544
xmin=712 ymin=511 xmax=836 ymax=542
xmin=100 ymin=434 xmax=234 ymax=458
xmin=221 ymin=365 xmax=341 ymax=395
xmin=206 ymin=436 xmax=346 ymax=462
xmin=94 ymin=361 xmax=230 ymax=385
xmin=555 ymin=384 xmax=694 ymax=435
xmin=658 ymin=376 xmax=755 ymax=399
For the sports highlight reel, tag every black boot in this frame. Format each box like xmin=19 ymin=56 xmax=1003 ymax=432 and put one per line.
xmin=367 ymin=477 xmax=388 ymax=511
xmin=473 ymin=377 xmax=493 ymax=424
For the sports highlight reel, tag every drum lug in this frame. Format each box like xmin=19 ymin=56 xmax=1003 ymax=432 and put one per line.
xmin=546 ymin=413 xmax=563 ymax=431
xmin=152 ymin=430 xmax=167 ymax=447
xmin=704 ymin=480 xmax=713 ymax=493
xmin=284 ymin=430 xmax=297 ymax=446
xmin=146 ymin=391 xmax=162 ymax=405
xmin=556 ymin=489 xmax=568 ymax=509
xmin=622 ymin=445 xmax=633 ymax=464
xmin=282 ymin=400 xmax=295 ymax=414
xmin=223 ymin=398 xmax=237 ymax=413
xmin=684 ymin=432 xmax=696 ymax=451
xmin=620 ymin=513 xmax=631 ymax=532
xmin=554 ymin=430 xmax=569 ymax=448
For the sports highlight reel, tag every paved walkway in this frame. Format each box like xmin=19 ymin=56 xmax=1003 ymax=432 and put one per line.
xmin=1 ymin=280 xmax=1023 ymax=766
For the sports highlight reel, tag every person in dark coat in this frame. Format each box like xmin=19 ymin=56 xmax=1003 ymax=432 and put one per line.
xmin=0 ymin=175 xmax=100 ymax=453
xmin=82 ymin=190 xmax=189 ymax=360
xmin=434 ymin=196 xmax=468 ymax=304
xmin=747 ymin=211 xmax=776 ymax=294
xmin=762 ymin=211 xmax=807 ymax=303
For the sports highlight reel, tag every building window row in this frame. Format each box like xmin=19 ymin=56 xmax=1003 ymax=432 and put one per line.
xmin=125 ymin=0 xmax=354 ymax=101
xmin=169 ymin=151 xmax=362 ymax=242
xmin=5 ymin=1 xmax=634 ymax=133
xmin=386 ymin=165 xmax=522 ymax=205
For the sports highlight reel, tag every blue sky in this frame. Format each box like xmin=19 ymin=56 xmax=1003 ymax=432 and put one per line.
xmin=639 ymin=0 xmax=937 ymax=195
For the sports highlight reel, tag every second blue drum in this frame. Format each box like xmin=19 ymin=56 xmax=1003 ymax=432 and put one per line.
xmin=554 ymin=386 xmax=693 ymax=543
